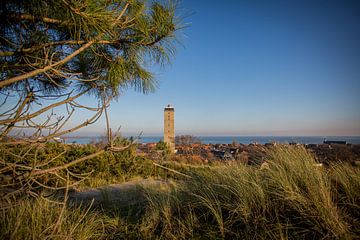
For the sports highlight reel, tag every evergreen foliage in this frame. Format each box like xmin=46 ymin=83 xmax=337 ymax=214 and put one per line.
xmin=0 ymin=1 xmax=182 ymax=195
xmin=156 ymin=140 xmax=171 ymax=158
xmin=0 ymin=0 xmax=180 ymax=96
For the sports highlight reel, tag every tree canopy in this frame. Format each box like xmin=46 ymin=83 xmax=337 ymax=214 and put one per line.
xmin=0 ymin=0 xmax=178 ymax=95
xmin=0 ymin=0 xmax=181 ymax=141
xmin=0 ymin=0 xmax=182 ymax=202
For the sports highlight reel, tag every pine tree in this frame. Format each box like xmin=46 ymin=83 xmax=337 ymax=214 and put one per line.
xmin=0 ymin=1 xmax=182 ymax=199
xmin=0 ymin=0 xmax=180 ymax=140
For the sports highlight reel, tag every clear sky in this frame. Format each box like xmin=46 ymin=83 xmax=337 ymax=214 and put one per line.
xmin=76 ymin=0 xmax=360 ymax=136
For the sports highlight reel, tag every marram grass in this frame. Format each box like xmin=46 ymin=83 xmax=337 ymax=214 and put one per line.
xmin=0 ymin=198 xmax=104 ymax=240
xmin=1 ymin=146 xmax=359 ymax=239
xmin=142 ymin=146 xmax=359 ymax=239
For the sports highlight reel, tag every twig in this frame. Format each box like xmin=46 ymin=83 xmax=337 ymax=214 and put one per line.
xmin=152 ymin=162 xmax=192 ymax=179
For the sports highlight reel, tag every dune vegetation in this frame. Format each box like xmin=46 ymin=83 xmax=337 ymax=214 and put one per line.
xmin=1 ymin=145 xmax=359 ymax=239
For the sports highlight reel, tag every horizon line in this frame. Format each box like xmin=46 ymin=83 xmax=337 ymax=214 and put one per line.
xmin=63 ymin=134 xmax=360 ymax=138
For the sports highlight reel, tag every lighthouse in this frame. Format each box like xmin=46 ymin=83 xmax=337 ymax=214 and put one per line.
xmin=164 ymin=104 xmax=175 ymax=153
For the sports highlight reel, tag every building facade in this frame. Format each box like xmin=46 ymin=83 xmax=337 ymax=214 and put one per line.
xmin=164 ymin=104 xmax=175 ymax=153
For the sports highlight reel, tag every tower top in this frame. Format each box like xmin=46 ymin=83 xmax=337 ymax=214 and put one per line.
xmin=164 ymin=104 xmax=174 ymax=110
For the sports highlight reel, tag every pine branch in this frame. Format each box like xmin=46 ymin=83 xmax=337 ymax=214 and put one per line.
xmin=0 ymin=3 xmax=130 ymax=89
xmin=0 ymin=40 xmax=116 ymax=57
xmin=0 ymin=41 xmax=95 ymax=88
xmin=8 ymin=12 xmax=65 ymax=25
xmin=0 ymin=89 xmax=90 ymax=125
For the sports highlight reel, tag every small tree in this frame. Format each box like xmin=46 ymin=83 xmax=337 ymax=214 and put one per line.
xmin=155 ymin=140 xmax=171 ymax=159
xmin=175 ymin=135 xmax=201 ymax=146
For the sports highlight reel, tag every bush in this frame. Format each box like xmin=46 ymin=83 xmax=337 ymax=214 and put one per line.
xmin=0 ymin=142 xmax=155 ymax=191
xmin=155 ymin=140 xmax=172 ymax=159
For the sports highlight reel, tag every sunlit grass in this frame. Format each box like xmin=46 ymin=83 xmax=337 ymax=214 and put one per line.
xmin=0 ymin=198 xmax=104 ymax=240
xmin=142 ymin=146 xmax=359 ymax=239
xmin=1 ymin=146 xmax=359 ymax=239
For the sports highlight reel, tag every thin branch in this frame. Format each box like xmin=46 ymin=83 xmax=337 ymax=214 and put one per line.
xmin=0 ymin=41 xmax=95 ymax=88
xmin=153 ymin=162 xmax=192 ymax=178
xmin=0 ymin=40 xmax=116 ymax=57
xmin=9 ymin=12 xmax=64 ymax=25
xmin=103 ymin=93 xmax=112 ymax=145
xmin=0 ymin=92 xmax=33 ymax=139
xmin=31 ymin=148 xmax=106 ymax=176
xmin=0 ymin=89 xmax=89 ymax=125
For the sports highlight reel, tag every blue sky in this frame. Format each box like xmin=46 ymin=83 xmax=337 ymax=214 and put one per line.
xmin=77 ymin=0 xmax=360 ymax=136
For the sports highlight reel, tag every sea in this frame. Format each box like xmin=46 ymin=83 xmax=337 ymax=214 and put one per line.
xmin=63 ymin=136 xmax=360 ymax=145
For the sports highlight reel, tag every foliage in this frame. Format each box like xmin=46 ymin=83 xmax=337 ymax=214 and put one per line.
xmin=141 ymin=146 xmax=359 ymax=239
xmin=0 ymin=0 xmax=181 ymax=141
xmin=0 ymin=0 xmax=180 ymax=95
xmin=72 ymin=149 xmax=155 ymax=188
xmin=0 ymin=141 xmax=156 ymax=191
xmin=2 ymin=146 xmax=359 ymax=239
xmin=155 ymin=140 xmax=171 ymax=159
xmin=175 ymin=135 xmax=201 ymax=146
xmin=0 ymin=0 xmax=182 ymax=201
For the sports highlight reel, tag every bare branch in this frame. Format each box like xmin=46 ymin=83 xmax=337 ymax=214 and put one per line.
xmin=0 ymin=92 xmax=33 ymax=139
xmin=0 ymin=89 xmax=89 ymax=125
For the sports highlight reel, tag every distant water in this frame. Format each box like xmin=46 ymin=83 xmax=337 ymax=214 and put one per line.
xmin=63 ymin=136 xmax=360 ymax=144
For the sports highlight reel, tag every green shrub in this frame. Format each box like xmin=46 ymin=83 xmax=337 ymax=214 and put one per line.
xmin=156 ymin=140 xmax=172 ymax=159
xmin=0 ymin=142 xmax=158 ymax=191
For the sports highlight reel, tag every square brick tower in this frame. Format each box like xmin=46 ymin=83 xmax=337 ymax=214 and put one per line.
xmin=164 ymin=104 xmax=175 ymax=153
